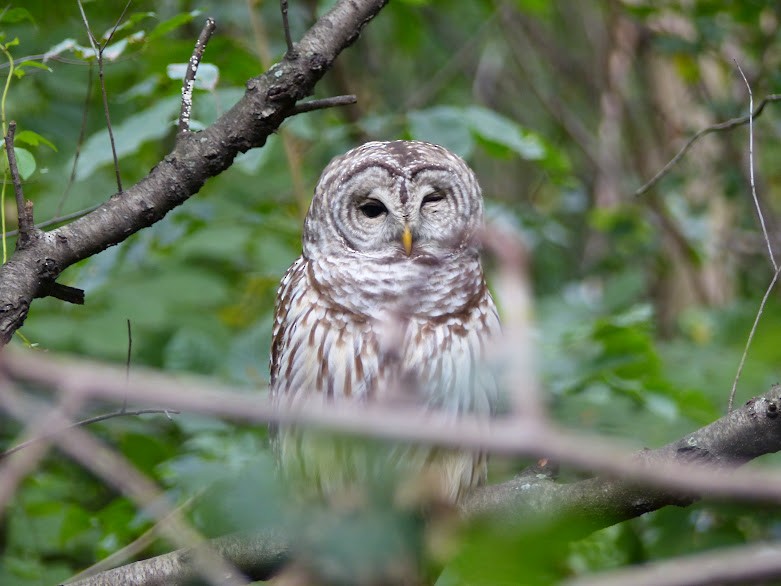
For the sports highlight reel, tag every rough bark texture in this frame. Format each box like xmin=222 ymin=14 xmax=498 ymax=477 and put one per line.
xmin=461 ymin=388 xmax=781 ymax=530
xmin=0 ymin=0 xmax=389 ymax=346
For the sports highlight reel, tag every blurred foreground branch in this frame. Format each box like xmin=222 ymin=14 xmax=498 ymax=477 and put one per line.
xmin=4 ymin=349 xmax=781 ymax=584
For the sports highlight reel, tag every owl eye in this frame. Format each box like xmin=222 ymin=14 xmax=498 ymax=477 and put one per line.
xmin=358 ymin=199 xmax=388 ymax=219
xmin=421 ymin=191 xmax=445 ymax=207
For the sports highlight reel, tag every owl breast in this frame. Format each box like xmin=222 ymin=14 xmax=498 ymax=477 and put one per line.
xmin=270 ymin=251 xmax=501 ymax=502
xmin=271 ymin=252 xmax=499 ymax=408
xmin=269 ymin=140 xmax=501 ymax=502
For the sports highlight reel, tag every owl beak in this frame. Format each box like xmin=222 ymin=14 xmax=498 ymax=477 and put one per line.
xmin=402 ymin=224 xmax=413 ymax=256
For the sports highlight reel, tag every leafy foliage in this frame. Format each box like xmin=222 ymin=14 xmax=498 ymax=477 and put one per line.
xmin=2 ymin=1 xmax=781 ymax=584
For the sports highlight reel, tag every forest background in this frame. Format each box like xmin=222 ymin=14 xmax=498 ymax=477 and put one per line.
xmin=2 ymin=1 xmax=781 ymax=584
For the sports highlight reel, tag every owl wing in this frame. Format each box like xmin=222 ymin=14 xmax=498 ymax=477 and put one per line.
xmin=270 ymin=256 xmax=381 ymax=404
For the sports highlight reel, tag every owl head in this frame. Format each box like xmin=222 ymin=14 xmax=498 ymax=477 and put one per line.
xmin=302 ymin=141 xmax=484 ymax=261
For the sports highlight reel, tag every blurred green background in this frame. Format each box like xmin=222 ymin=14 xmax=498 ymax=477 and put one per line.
xmin=3 ymin=0 xmax=781 ymax=584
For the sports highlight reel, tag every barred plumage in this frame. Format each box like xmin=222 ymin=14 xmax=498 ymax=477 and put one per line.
xmin=270 ymin=141 xmax=501 ymax=503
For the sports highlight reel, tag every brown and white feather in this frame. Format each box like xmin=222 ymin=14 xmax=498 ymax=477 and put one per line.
xmin=269 ymin=141 xmax=501 ymax=503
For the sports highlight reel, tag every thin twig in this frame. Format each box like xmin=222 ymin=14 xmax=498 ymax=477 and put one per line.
xmin=57 ymin=62 xmax=94 ymax=216
xmin=481 ymin=223 xmax=543 ymax=420
xmin=0 ymin=408 xmax=180 ymax=459
xmin=634 ymin=93 xmax=781 ymax=197
xmin=728 ymin=263 xmax=781 ymax=412
xmin=735 ymin=61 xmax=776 ymax=271
xmin=124 ymin=318 xmax=132 ymax=411
xmin=104 ymin=1 xmax=132 ymax=46
xmin=76 ymin=0 xmax=123 ymax=193
xmin=280 ymin=0 xmax=295 ymax=56
xmin=2 ymin=203 xmax=101 ymax=238
xmin=178 ymin=18 xmax=217 ymax=134
xmin=291 ymin=94 xmax=357 ymax=114
xmin=247 ymin=0 xmax=308 ymax=216
xmin=4 ymin=121 xmax=33 ymax=241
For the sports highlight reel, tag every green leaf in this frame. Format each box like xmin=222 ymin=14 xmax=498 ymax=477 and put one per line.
xmin=7 ymin=147 xmax=36 ymax=180
xmin=16 ymin=60 xmax=53 ymax=73
xmin=15 ymin=130 xmax=57 ymax=152
xmin=0 ymin=7 xmax=34 ymax=24
xmin=465 ymin=106 xmax=545 ymax=160
xmin=407 ymin=106 xmax=474 ymax=158
xmin=164 ymin=327 xmax=226 ymax=374
xmin=148 ymin=10 xmax=202 ymax=40
xmin=99 ymin=11 xmax=155 ymax=41
xmin=75 ymin=95 xmax=180 ymax=180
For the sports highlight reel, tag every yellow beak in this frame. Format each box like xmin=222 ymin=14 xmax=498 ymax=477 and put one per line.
xmin=402 ymin=224 xmax=413 ymax=256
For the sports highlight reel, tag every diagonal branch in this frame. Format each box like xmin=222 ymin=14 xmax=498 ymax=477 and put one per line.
xmin=634 ymin=93 xmax=781 ymax=197
xmin=0 ymin=0 xmax=389 ymax=346
xmin=178 ymin=17 xmax=217 ymax=134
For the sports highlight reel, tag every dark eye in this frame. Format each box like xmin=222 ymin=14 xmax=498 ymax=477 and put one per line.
xmin=421 ymin=191 xmax=446 ymax=207
xmin=359 ymin=199 xmax=387 ymax=219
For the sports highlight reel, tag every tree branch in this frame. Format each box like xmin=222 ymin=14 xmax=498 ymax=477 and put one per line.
xmin=31 ymin=355 xmax=780 ymax=585
xmin=565 ymin=540 xmax=781 ymax=586
xmin=0 ymin=0 xmax=390 ymax=347
xmin=178 ymin=17 xmax=217 ymax=134
xmin=4 ymin=121 xmax=33 ymax=243
xmin=634 ymin=93 xmax=781 ymax=197
xmin=6 ymin=347 xmax=781 ymax=504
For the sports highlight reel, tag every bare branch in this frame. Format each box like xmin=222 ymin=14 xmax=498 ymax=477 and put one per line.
xmin=4 ymin=121 xmax=33 ymax=242
xmin=634 ymin=93 xmax=781 ymax=197
xmin=565 ymin=540 xmax=781 ymax=586
xmin=280 ymin=0 xmax=296 ymax=57
xmin=728 ymin=234 xmax=781 ymax=413
xmin=481 ymin=223 xmax=543 ymax=420
xmin=178 ymin=18 xmax=217 ymax=134
xmin=38 ymin=281 xmax=85 ymax=304
xmin=2 ymin=203 xmax=101 ymax=238
xmin=290 ymin=94 xmax=357 ymax=114
xmin=76 ymin=0 xmax=123 ymax=193
xmin=56 ymin=62 xmax=93 ymax=216
xmin=0 ymin=408 xmax=178 ymax=459
xmin=734 ymin=61 xmax=776 ymax=271
xmin=6 ymin=348 xmax=781 ymax=506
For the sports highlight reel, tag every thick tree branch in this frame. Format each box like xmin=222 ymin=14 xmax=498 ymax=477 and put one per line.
xmin=0 ymin=0 xmax=389 ymax=347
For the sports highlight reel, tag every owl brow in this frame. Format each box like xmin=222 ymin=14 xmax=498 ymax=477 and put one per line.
xmin=342 ymin=160 xmax=401 ymax=184
xmin=409 ymin=164 xmax=450 ymax=179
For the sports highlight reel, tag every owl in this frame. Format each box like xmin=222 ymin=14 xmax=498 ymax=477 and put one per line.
xmin=269 ymin=140 xmax=501 ymax=504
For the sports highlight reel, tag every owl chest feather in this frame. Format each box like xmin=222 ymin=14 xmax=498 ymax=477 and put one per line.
xmin=270 ymin=255 xmax=500 ymax=414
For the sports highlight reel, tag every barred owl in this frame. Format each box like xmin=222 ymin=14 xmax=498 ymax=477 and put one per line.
xmin=270 ymin=140 xmax=500 ymax=504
